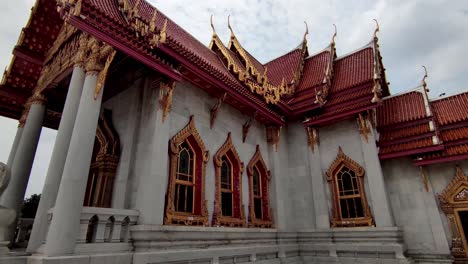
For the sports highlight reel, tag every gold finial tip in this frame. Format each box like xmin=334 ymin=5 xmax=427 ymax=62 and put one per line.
xmin=332 ymin=24 xmax=337 ymax=44
xmin=228 ymin=15 xmax=234 ymax=34
xmin=421 ymin=65 xmax=429 ymax=91
xmin=373 ymin=19 xmax=380 ymax=38
xmin=210 ymin=14 xmax=215 ymax=32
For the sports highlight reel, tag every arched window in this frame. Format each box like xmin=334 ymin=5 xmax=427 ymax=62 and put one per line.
xmin=212 ymin=133 xmax=245 ymax=227
xmin=86 ymin=215 xmax=99 ymax=243
xmin=120 ymin=217 xmax=130 ymax=242
xmin=104 ymin=216 xmax=115 ymax=242
xmin=165 ymin=116 xmax=209 ymax=226
xmin=247 ymin=145 xmax=273 ymax=228
xmin=326 ymin=147 xmax=373 ymax=227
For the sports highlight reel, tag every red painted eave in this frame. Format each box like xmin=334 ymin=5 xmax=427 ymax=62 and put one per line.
xmin=413 ymin=153 xmax=468 ymax=166
xmin=379 ymin=145 xmax=444 ymax=160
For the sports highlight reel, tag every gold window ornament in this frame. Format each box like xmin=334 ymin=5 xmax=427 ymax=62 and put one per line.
xmin=439 ymin=166 xmax=468 ymax=261
xmin=326 ymin=147 xmax=374 ymax=227
xmin=247 ymin=145 xmax=274 ymax=228
xmin=165 ymin=116 xmax=209 ymax=226
xmin=212 ymin=133 xmax=246 ymax=227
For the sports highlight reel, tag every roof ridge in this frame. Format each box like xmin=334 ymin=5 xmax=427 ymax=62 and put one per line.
xmin=263 ymin=46 xmax=302 ymax=66
xmin=335 ymin=39 xmax=374 ymax=61
xmin=382 ymin=86 xmax=426 ymax=100
xmin=430 ymin=90 xmax=468 ymax=102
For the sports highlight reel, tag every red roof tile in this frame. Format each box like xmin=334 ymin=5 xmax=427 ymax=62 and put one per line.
xmin=379 ymin=137 xmax=434 ymax=155
xmin=432 ymin=92 xmax=468 ymax=126
xmin=296 ymin=51 xmax=330 ymax=92
xmin=332 ymin=48 xmax=374 ymax=92
xmin=379 ymin=123 xmax=431 ymax=142
xmin=377 ymin=91 xmax=428 ymax=127
xmin=440 ymin=127 xmax=468 ymax=142
xmin=264 ymin=48 xmax=303 ymax=87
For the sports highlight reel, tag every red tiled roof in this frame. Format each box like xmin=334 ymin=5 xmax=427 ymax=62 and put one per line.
xmin=432 ymin=92 xmax=468 ymax=126
xmin=377 ymin=91 xmax=428 ymax=127
xmin=379 ymin=137 xmax=434 ymax=155
xmin=440 ymin=127 xmax=468 ymax=142
xmin=332 ymin=48 xmax=374 ymax=92
xmin=379 ymin=123 xmax=431 ymax=142
xmin=296 ymin=51 xmax=330 ymax=92
xmin=83 ymin=0 xmax=284 ymax=122
xmin=264 ymin=48 xmax=303 ymax=87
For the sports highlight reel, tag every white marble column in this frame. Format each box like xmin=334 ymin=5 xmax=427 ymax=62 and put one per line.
xmin=6 ymin=126 xmax=23 ymax=169
xmin=360 ymin=119 xmax=394 ymax=227
xmin=306 ymin=129 xmax=330 ymax=229
xmin=0 ymin=94 xmax=46 ymax=241
xmin=27 ymin=65 xmax=86 ymax=253
xmin=43 ymin=68 xmax=105 ymax=256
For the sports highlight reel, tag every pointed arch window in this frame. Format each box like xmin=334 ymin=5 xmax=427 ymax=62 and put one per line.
xmin=212 ymin=133 xmax=246 ymax=227
xmin=326 ymin=147 xmax=373 ymax=227
xmin=247 ymin=145 xmax=273 ymax=228
xmin=165 ymin=116 xmax=209 ymax=226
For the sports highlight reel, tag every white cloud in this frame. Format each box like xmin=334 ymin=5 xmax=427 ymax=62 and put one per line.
xmin=1 ymin=0 xmax=467 ymax=198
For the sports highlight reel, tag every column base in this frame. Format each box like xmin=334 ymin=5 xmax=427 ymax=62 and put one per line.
xmin=0 ymin=207 xmax=16 ymax=255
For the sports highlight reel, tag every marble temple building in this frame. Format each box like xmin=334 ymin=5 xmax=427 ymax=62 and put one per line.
xmin=0 ymin=0 xmax=468 ymax=263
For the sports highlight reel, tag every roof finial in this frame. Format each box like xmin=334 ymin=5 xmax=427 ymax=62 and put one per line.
xmin=228 ymin=15 xmax=234 ymax=36
xmin=373 ymin=19 xmax=380 ymax=38
xmin=332 ymin=24 xmax=337 ymax=45
xmin=303 ymin=21 xmax=309 ymax=42
xmin=210 ymin=15 xmax=217 ymax=36
xmin=422 ymin=65 xmax=429 ymax=92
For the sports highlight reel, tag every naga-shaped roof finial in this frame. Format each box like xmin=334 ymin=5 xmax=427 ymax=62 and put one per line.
xmin=210 ymin=15 xmax=217 ymax=36
xmin=373 ymin=19 xmax=380 ymax=38
xmin=303 ymin=21 xmax=309 ymax=43
xmin=228 ymin=15 xmax=235 ymax=37
xmin=332 ymin=24 xmax=337 ymax=45
xmin=422 ymin=65 xmax=429 ymax=92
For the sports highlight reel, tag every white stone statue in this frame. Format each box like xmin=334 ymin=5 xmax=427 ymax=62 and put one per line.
xmin=0 ymin=162 xmax=16 ymax=254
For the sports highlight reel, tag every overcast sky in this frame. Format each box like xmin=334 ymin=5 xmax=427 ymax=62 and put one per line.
xmin=0 ymin=0 xmax=467 ymax=197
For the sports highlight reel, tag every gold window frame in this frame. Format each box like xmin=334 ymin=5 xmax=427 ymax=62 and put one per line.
xmin=212 ymin=133 xmax=246 ymax=227
xmin=247 ymin=145 xmax=274 ymax=228
xmin=165 ymin=116 xmax=209 ymax=226
xmin=439 ymin=166 xmax=468 ymax=261
xmin=326 ymin=147 xmax=374 ymax=227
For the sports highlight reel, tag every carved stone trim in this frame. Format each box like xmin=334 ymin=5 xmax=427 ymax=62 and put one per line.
xmin=212 ymin=133 xmax=246 ymax=227
xmin=438 ymin=166 xmax=468 ymax=260
xmin=306 ymin=127 xmax=319 ymax=153
xmin=159 ymin=81 xmax=176 ymax=123
xmin=210 ymin=93 xmax=226 ymax=129
xmin=266 ymin=126 xmax=281 ymax=152
xmin=246 ymin=145 xmax=274 ymax=228
xmin=165 ymin=116 xmax=209 ymax=226
xmin=326 ymin=147 xmax=374 ymax=227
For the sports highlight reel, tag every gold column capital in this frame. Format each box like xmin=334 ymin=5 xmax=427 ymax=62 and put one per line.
xmin=28 ymin=93 xmax=47 ymax=106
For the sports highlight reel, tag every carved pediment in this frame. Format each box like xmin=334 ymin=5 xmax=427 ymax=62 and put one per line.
xmin=439 ymin=166 xmax=468 ymax=205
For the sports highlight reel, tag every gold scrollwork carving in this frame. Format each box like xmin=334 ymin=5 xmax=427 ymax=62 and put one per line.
xmin=210 ymin=93 xmax=226 ymax=129
xmin=118 ymin=0 xmax=168 ymax=48
xmin=159 ymin=81 xmax=176 ymax=123
xmin=357 ymin=113 xmax=371 ymax=143
xmin=306 ymin=127 xmax=319 ymax=153
xmin=266 ymin=126 xmax=281 ymax=152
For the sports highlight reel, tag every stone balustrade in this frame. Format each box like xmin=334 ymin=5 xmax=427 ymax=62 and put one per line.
xmin=47 ymin=206 xmax=139 ymax=254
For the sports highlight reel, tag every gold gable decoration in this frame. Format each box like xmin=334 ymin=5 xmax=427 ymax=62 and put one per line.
xmin=118 ymin=0 xmax=168 ymax=48
xmin=208 ymin=16 xmax=292 ymax=105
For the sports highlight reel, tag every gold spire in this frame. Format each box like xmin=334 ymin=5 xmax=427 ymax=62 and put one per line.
xmin=331 ymin=24 xmax=337 ymax=45
xmin=228 ymin=15 xmax=234 ymax=37
xmin=210 ymin=15 xmax=217 ymax=36
xmin=373 ymin=19 xmax=380 ymax=38
xmin=303 ymin=21 xmax=309 ymax=44
xmin=422 ymin=65 xmax=429 ymax=92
